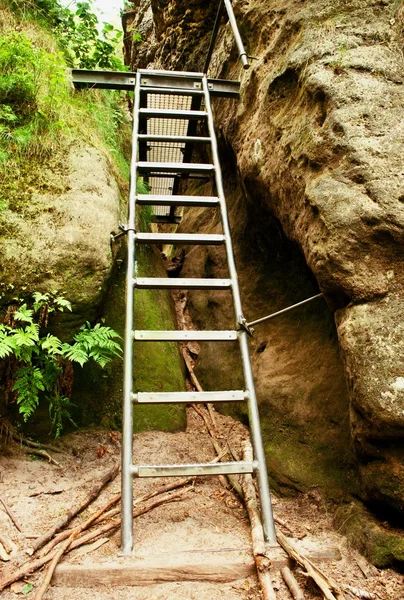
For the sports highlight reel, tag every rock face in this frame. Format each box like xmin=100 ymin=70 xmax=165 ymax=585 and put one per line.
xmin=0 ymin=143 xmax=121 ymax=336
xmin=124 ymin=0 xmax=404 ymax=558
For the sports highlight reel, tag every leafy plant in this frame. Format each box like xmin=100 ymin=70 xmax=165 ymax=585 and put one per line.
xmin=0 ymin=292 xmax=122 ymax=436
xmin=56 ymin=1 xmax=128 ymax=70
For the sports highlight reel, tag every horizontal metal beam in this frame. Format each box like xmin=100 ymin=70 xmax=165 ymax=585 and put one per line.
xmin=132 ymin=390 xmax=246 ymax=404
xmin=131 ymin=461 xmax=257 ymax=477
xmin=72 ymin=70 xmax=240 ymax=98
xmin=133 ymin=330 xmax=238 ymax=342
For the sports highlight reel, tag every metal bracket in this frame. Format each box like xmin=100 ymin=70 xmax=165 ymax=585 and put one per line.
xmin=237 ymin=316 xmax=255 ymax=337
xmin=110 ymin=222 xmax=135 ymax=242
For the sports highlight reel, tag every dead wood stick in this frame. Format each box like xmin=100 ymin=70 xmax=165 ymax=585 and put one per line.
xmin=0 ymin=534 xmax=17 ymax=556
xmin=12 ymin=434 xmax=64 ymax=454
xmin=281 ymin=566 xmax=305 ymax=600
xmin=277 ymin=530 xmax=346 ymax=600
xmin=274 ymin=516 xmax=294 ymax=534
xmin=0 ymin=496 xmax=23 ymax=533
xmin=25 ymin=448 xmax=63 ymax=468
xmin=30 ymin=463 xmax=119 ymax=554
xmin=191 ymin=403 xmax=244 ymax=498
xmin=0 ymin=542 xmax=10 ymax=561
xmin=242 ymin=441 xmax=276 ymax=600
xmin=181 ymin=341 xmax=217 ymax=429
xmin=0 ymin=489 xmax=189 ymax=593
xmin=39 ymin=477 xmax=192 ymax=557
xmin=344 ymin=585 xmax=376 ymax=600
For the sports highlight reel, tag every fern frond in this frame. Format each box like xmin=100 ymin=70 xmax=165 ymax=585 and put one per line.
xmin=13 ymin=304 xmax=34 ymax=323
xmin=12 ymin=323 xmax=40 ymax=347
xmin=54 ymin=297 xmax=72 ymax=312
xmin=61 ymin=343 xmax=89 ymax=366
xmin=13 ymin=366 xmax=44 ymax=422
xmin=0 ymin=327 xmax=16 ymax=358
xmin=41 ymin=334 xmax=63 ymax=355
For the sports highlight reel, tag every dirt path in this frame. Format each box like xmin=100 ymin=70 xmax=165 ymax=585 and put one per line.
xmin=1 ymin=409 xmax=403 ymax=599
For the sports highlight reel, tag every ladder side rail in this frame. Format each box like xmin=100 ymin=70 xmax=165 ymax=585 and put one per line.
xmin=121 ymin=71 xmax=142 ymax=555
xmin=201 ymin=75 xmax=276 ymax=544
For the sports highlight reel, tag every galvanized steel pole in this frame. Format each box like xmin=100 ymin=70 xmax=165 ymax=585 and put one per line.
xmin=202 ymin=76 xmax=276 ymax=544
xmin=223 ymin=0 xmax=250 ymax=69
xmin=121 ymin=71 xmax=142 ymax=555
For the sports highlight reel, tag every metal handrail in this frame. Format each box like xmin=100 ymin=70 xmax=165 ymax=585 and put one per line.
xmin=204 ymin=0 xmax=250 ymax=74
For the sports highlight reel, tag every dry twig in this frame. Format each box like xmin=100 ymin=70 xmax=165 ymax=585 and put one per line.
xmin=345 ymin=585 xmax=377 ymax=600
xmin=0 ymin=488 xmax=190 ymax=593
xmin=277 ymin=530 xmax=346 ymax=600
xmin=0 ymin=496 xmax=23 ymax=533
xmin=25 ymin=448 xmax=63 ymax=468
xmin=30 ymin=463 xmax=119 ymax=554
xmin=281 ymin=566 xmax=305 ymax=600
xmin=241 ymin=441 xmax=276 ymax=600
xmin=12 ymin=434 xmax=64 ymax=454
xmin=39 ymin=477 xmax=192 ymax=557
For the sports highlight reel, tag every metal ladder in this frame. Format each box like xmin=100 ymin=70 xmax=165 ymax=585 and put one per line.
xmin=121 ymin=69 xmax=277 ymax=554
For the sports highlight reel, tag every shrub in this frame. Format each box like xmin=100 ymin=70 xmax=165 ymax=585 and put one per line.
xmin=0 ymin=291 xmax=122 ymax=437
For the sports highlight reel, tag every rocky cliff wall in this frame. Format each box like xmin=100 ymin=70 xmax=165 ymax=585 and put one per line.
xmin=124 ymin=0 xmax=404 ymax=564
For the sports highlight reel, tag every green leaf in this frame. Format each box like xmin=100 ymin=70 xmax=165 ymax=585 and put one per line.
xmin=54 ymin=296 xmax=72 ymax=312
xmin=22 ymin=583 xmax=33 ymax=594
xmin=13 ymin=304 xmax=34 ymax=323
xmin=41 ymin=334 xmax=63 ymax=355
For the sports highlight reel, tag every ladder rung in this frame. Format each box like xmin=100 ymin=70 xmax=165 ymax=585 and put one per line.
xmin=133 ymin=277 xmax=232 ymax=290
xmin=140 ymin=86 xmax=204 ymax=96
xmin=139 ymin=108 xmax=208 ymax=119
xmin=150 ymin=215 xmax=182 ymax=225
xmin=138 ymin=134 xmax=211 ymax=144
xmin=131 ymin=461 xmax=256 ymax=478
xmin=132 ymin=390 xmax=246 ymax=404
xmin=137 ymin=162 xmax=214 ymax=175
xmin=137 ymin=194 xmax=219 ymax=207
xmin=133 ymin=330 xmax=238 ymax=342
xmin=135 ymin=233 xmax=225 ymax=245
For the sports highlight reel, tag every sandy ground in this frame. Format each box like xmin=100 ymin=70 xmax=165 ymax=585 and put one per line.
xmin=0 ymin=409 xmax=403 ymax=600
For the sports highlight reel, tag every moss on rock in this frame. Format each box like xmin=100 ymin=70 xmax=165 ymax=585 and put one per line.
xmin=74 ymin=243 xmax=186 ymax=433
xmin=334 ymin=501 xmax=404 ymax=568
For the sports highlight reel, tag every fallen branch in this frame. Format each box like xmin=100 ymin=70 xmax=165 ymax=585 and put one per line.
xmin=0 ymin=496 xmax=23 ymax=533
xmin=0 ymin=534 xmax=17 ymax=558
xmin=191 ymin=403 xmax=244 ymax=498
xmin=0 ymin=542 xmax=10 ymax=561
xmin=277 ymin=530 xmax=346 ymax=600
xmin=39 ymin=477 xmax=192 ymax=557
xmin=242 ymin=441 xmax=276 ymax=600
xmin=12 ymin=434 xmax=64 ymax=454
xmin=345 ymin=585 xmax=377 ymax=600
xmin=25 ymin=448 xmax=63 ymax=468
xmin=30 ymin=463 xmax=119 ymax=554
xmin=281 ymin=566 xmax=305 ymax=600
xmin=0 ymin=488 xmax=190 ymax=593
